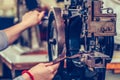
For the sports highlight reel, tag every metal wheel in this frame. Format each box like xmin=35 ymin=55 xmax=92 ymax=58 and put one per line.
xmin=47 ymin=8 xmax=65 ymax=61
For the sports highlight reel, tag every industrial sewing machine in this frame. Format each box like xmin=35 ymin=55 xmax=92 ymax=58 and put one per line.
xmin=14 ymin=0 xmax=116 ymax=79
xmin=46 ymin=0 xmax=116 ymax=80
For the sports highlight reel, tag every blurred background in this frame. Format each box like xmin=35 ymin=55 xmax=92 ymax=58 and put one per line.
xmin=0 ymin=0 xmax=120 ymax=80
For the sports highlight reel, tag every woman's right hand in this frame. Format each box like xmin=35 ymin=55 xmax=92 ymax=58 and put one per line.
xmin=22 ymin=62 xmax=59 ymax=80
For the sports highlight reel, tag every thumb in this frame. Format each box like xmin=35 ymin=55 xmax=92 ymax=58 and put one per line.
xmin=38 ymin=11 xmax=45 ymax=20
xmin=50 ymin=62 xmax=60 ymax=70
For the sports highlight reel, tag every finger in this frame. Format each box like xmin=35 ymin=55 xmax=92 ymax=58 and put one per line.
xmin=50 ymin=62 xmax=60 ymax=71
xmin=31 ymin=10 xmax=39 ymax=16
xmin=23 ymin=11 xmax=32 ymax=16
xmin=38 ymin=11 xmax=45 ymax=20
xmin=33 ymin=10 xmax=39 ymax=12
xmin=53 ymin=70 xmax=57 ymax=75
xmin=39 ymin=21 xmax=42 ymax=24
xmin=44 ymin=62 xmax=53 ymax=66
xmin=46 ymin=62 xmax=59 ymax=73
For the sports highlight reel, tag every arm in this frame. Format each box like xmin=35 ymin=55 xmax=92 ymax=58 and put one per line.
xmin=0 ymin=31 xmax=8 ymax=50
xmin=14 ymin=62 xmax=59 ymax=80
xmin=4 ymin=11 xmax=44 ymax=45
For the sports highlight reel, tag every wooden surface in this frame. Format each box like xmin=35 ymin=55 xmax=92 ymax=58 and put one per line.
xmin=0 ymin=46 xmax=49 ymax=78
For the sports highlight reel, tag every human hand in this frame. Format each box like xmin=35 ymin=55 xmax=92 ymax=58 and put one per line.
xmin=22 ymin=62 xmax=59 ymax=80
xmin=20 ymin=10 xmax=45 ymax=28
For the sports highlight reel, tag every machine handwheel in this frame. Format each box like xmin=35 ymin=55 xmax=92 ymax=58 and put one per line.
xmin=47 ymin=8 xmax=65 ymax=61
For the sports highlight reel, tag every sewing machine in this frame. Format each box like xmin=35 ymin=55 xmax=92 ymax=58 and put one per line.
xmin=47 ymin=0 xmax=116 ymax=80
xmin=0 ymin=0 xmax=115 ymax=79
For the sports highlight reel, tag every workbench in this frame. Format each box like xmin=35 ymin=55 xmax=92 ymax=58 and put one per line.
xmin=0 ymin=45 xmax=49 ymax=79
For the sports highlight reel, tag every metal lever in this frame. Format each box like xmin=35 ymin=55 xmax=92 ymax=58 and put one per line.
xmin=52 ymin=52 xmax=83 ymax=64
